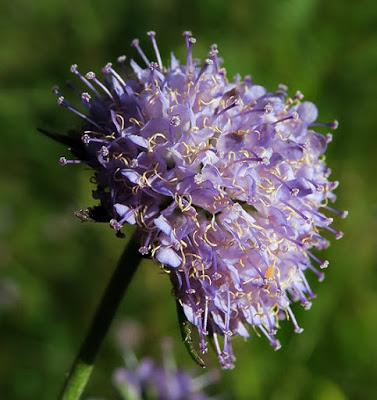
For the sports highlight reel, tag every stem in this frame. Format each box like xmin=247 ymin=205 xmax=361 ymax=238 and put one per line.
xmin=59 ymin=231 xmax=143 ymax=400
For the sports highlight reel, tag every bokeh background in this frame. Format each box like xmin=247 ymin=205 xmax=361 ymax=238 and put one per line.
xmin=1 ymin=0 xmax=376 ymax=399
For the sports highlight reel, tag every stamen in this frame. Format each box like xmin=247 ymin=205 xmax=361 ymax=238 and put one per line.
xmin=305 ymin=262 xmax=325 ymax=282
xmin=212 ymin=332 xmax=223 ymax=358
xmin=282 ymin=201 xmax=309 ymax=221
xmin=102 ymin=62 xmax=127 ymax=88
xmin=209 ymin=44 xmax=219 ymax=73
xmin=131 ymin=38 xmax=150 ymax=66
xmin=194 ymin=59 xmax=213 ymax=87
xmin=81 ymin=134 xmax=107 ymax=145
xmin=147 ymin=31 xmax=163 ymax=70
xmin=322 ymin=225 xmax=344 ymax=240
xmin=56 ymin=96 xmax=101 ymax=129
xmin=259 ymin=326 xmax=281 ymax=351
xmin=272 ymin=112 xmax=299 ymax=125
xmin=184 ymin=269 xmax=195 ymax=294
xmin=110 ymin=218 xmax=122 ymax=231
xmin=286 ymin=306 xmax=304 ymax=333
xmin=307 ymin=251 xmax=329 ymax=269
xmin=183 ymin=31 xmax=196 ymax=70
xmin=59 ymin=156 xmax=81 ymax=166
xmin=324 ymin=205 xmax=348 ymax=219
xmin=202 ymin=297 xmax=209 ymax=337
xmin=70 ymin=64 xmax=100 ymax=96
xmin=297 ymin=269 xmax=316 ymax=301
xmin=214 ymin=100 xmax=239 ymax=119
xmin=311 ymin=120 xmax=339 ymax=130
xmin=85 ymin=71 xmax=114 ymax=100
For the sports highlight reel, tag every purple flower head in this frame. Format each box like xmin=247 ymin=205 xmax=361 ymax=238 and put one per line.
xmin=114 ymin=338 xmax=218 ymax=400
xmin=49 ymin=32 xmax=346 ymax=369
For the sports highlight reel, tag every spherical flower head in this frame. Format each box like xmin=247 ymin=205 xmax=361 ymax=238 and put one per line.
xmin=50 ymin=31 xmax=346 ymax=369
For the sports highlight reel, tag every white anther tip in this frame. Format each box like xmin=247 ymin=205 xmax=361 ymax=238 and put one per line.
xmin=85 ymin=71 xmax=96 ymax=80
xmin=131 ymin=38 xmax=139 ymax=47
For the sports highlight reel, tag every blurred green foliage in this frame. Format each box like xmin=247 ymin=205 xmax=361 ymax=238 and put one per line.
xmin=1 ymin=0 xmax=376 ymax=399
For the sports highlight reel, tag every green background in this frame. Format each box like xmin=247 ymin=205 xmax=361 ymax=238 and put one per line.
xmin=1 ymin=0 xmax=376 ymax=399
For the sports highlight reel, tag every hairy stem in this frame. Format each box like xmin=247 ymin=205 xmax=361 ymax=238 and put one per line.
xmin=59 ymin=231 xmax=143 ymax=400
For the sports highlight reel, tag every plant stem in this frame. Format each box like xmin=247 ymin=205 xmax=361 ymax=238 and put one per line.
xmin=59 ymin=231 xmax=143 ymax=400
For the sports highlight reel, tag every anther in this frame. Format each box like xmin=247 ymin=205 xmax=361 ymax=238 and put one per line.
xmin=81 ymin=134 xmax=91 ymax=144
xmin=117 ymin=55 xmax=126 ymax=63
xmin=273 ymin=340 xmax=282 ymax=351
xmin=170 ymin=115 xmax=181 ymax=127
xmin=302 ymin=300 xmax=312 ymax=310
xmin=70 ymin=64 xmax=78 ymax=73
xmin=326 ymin=133 xmax=333 ymax=143
xmin=99 ymin=146 xmax=109 ymax=157
xmin=110 ymin=219 xmax=122 ymax=231
xmin=86 ymin=71 xmax=96 ymax=80
xmin=331 ymin=120 xmax=339 ymax=130
xmin=102 ymin=62 xmax=113 ymax=74
xmin=52 ymin=86 xmax=61 ymax=96
xmin=264 ymin=103 xmax=273 ymax=113
xmin=294 ymin=90 xmax=304 ymax=100
xmin=57 ymin=96 xmax=65 ymax=106
xmin=212 ymin=272 xmax=222 ymax=280
xmin=81 ymin=92 xmax=91 ymax=104
xmin=149 ymin=61 xmax=160 ymax=71
xmin=139 ymin=246 xmax=149 ymax=255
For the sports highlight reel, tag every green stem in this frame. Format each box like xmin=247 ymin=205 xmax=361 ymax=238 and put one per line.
xmin=59 ymin=231 xmax=143 ymax=400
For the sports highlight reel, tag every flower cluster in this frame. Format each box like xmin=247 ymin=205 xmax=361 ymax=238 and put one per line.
xmin=114 ymin=338 xmax=218 ymax=400
xmin=52 ymin=31 xmax=346 ymax=368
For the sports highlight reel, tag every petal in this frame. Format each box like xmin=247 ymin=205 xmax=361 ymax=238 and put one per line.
xmin=121 ymin=169 xmax=140 ymax=184
xmin=153 ymin=215 xmax=172 ymax=236
xmin=297 ymin=101 xmax=318 ymax=123
xmin=156 ymin=247 xmax=182 ymax=268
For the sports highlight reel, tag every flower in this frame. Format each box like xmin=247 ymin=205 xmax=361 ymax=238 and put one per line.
xmin=48 ymin=31 xmax=346 ymax=369
xmin=113 ymin=337 xmax=218 ymax=400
